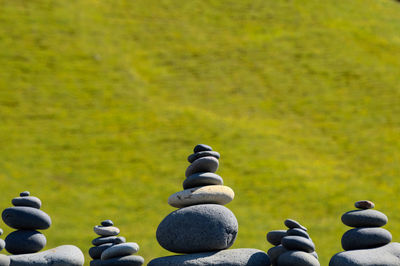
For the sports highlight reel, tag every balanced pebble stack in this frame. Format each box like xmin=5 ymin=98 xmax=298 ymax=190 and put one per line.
xmin=149 ymin=144 xmax=270 ymax=266
xmin=330 ymin=200 xmax=400 ymax=266
xmin=267 ymin=219 xmax=320 ymax=266
xmin=2 ymin=191 xmax=50 ymax=255
xmin=89 ymin=220 xmax=144 ymax=266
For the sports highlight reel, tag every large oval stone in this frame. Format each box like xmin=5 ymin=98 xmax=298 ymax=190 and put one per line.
xmin=5 ymin=230 xmax=46 ymax=254
xmin=156 ymin=204 xmax=238 ymax=253
xmin=278 ymin=251 xmax=320 ymax=266
xmin=341 ymin=227 xmax=392 ymax=251
xmin=168 ymin=185 xmax=234 ymax=208
xmin=341 ymin=210 xmax=388 ymax=227
xmin=185 ymin=157 xmax=219 ymax=177
xmin=2 ymin=207 xmax=51 ymax=230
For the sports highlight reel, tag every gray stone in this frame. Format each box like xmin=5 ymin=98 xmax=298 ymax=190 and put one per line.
xmin=101 ymin=242 xmax=139 ymax=260
xmin=188 ymin=151 xmax=220 ymax=163
xmin=341 ymin=209 xmax=388 ymax=227
xmin=193 ymin=144 xmax=213 ymax=153
xmin=341 ymin=227 xmax=392 ymax=251
xmin=284 ymin=219 xmax=307 ymax=231
xmin=329 ymin=242 xmax=400 ymax=266
xmin=2 ymin=207 xmax=51 ymax=230
xmin=183 ymin=173 xmax=223 ymax=189
xmin=12 ymin=197 xmax=41 ymax=209
xmin=185 ymin=157 xmax=219 ymax=178
xmin=287 ymin=228 xmax=310 ymax=239
xmin=268 ymin=245 xmax=287 ymax=265
xmin=19 ymin=192 xmax=30 ymax=197
xmin=156 ymin=204 xmax=238 ymax=253
xmin=93 ymin=226 xmax=120 ymax=236
xmin=168 ymin=185 xmax=234 ymax=208
xmin=5 ymin=230 xmax=46 ymax=254
xmin=0 ymin=255 xmax=10 ymax=266
xmin=354 ymin=200 xmax=374 ymax=209
xmin=148 ymin=248 xmax=270 ymax=266
xmin=9 ymin=245 xmax=84 ymax=266
xmin=91 ymin=255 xmax=144 ymax=266
xmin=92 ymin=236 xmax=126 ymax=246
xmin=0 ymin=228 xmax=3 ymax=235
xmin=101 ymin=220 xmax=113 ymax=226
xmin=278 ymin=251 xmax=320 ymax=266
xmin=266 ymin=230 xmax=287 ymax=246
xmin=0 ymin=239 xmax=5 ymax=251
xmin=282 ymin=236 xmax=315 ymax=252
xmin=89 ymin=243 xmax=113 ymax=259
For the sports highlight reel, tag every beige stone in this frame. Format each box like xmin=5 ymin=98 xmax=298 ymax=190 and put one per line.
xmin=168 ymin=185 xmax=234 ymax=208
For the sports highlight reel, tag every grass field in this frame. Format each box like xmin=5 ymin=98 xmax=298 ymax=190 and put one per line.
xmin=0 ymin=0 xmax=400 ymax=264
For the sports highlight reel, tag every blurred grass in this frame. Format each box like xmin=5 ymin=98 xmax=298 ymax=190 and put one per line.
xmin=0 ymin=0 xmax=400 ymax=265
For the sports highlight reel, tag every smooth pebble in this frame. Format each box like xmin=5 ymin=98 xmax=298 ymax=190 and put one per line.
xmin=101 ymin=242 xmax=139 ymax=260
xmin=185 ymin=156 xmax=219 ymax=177
xmin=94 ymin=226 xmax=120 ymax=237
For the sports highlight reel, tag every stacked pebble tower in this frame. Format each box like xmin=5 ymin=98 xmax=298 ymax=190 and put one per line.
xmin=0 ymin=228 xmax=5 ymax=252
xmin=267 ymin=219 xmax=320 ymax=266
xmin=149 ymin=144 xmax=270 ymax=266
xmin=89 ymin=220 xmax=144 ymax=266
xmin=330 ymin=200 xmax=400 ymax=266
xmin=2 ymin=191 xmax=50 ymax=255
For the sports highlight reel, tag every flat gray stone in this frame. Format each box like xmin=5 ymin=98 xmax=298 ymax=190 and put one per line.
xmin=93 ymin=226 xmax=120 ymax=236
xmin=284 ymin=219 xmax=307 ymax=231
xmin=90 ymin=255 xmax=144 ymax=266
xmin=188 ymin=151 xmax=220 ymax=163
xmin=341 ymin=227 xmax=392 ymax=251
xmin=341 ymin=209 xmax=388 ymax=227
xmin=282 ymin=236 xmax=315 ymax=252
xmin=266 ymin=230 xmax=287 ymax=246
xmin=92 ymin=236 xmax=126 ymax=246
xmin=330 ymin=242 xmax=400 ymax=266
xmin=193 ymin=144 xmax=213 ymax=153
xmin=5 ymin=230 xmax=46 ymax=254
xmin=168 ymin=185 xmax=234 ymax=208
xmin=278 ymin=251 xmax=320 ymax=266
xmin=9 ymin=245 xmax=84 ymax=266
xmin=156 ymin=204 xmax=238 ymax=253
xmin=101 ymin=242 xmax=139 ymax=260
xmin=183 ymin=173 xmax=223 ymax=189
xmin=185 ymin=157 xmax=219 ymax=177
xmin=89 ymin=243 xmax=113 ymax=259
xmin=148 ymin=248 xmax=270 ymax=266
xmin=287 ymin=228 xmax=310 ymax=239
xmin=2 ymin=207 xmax=51 ymax=230
xmin=12 ymin=197 xmax=41 ymax=209
xmin=268 ymin=245 xmax=287 ymax=265
xmin=0 ymin=255 xmax=10 ymax=266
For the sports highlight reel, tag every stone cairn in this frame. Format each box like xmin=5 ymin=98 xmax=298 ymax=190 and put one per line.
xmin=0 ymin=191 xmax=84 ymax=266
xmin=148 ymin=144 xmax=270 ymax=266
xmin=89 ymin=220 xmax=144 ymax=266
xmin=267 ymin=219 xmax=320 ymax=266
xmin=330 ymin=200 xmax=400 ymax=266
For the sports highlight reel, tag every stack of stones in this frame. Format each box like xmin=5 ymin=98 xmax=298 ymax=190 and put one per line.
xmin=330 ymin=200 xmax=400 ymax=266
xmin=89 ymin=220 xmax=144 ymax=266
xmin=149 ymin=144 xmax=270 ymax=266
xmin=2 ymin=191 xmax=50 ymax=255
xmin=267 ymin=219 xmax=320 ymax=266
xmin=0 ymin=228 xmax=4 ymax=252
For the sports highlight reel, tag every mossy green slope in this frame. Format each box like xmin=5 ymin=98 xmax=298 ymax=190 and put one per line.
xmin=0 ymin=0 xmax=400 ymax=265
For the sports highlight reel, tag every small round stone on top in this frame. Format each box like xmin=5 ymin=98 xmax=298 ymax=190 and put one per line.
xmin=284 ymin=219 xmax=307 ymax=231
xmin=20 ymin=191 xmax=30 ymax=197
xmin=194 ymin=144 xmax=213 ymax=153
xmin=355 ymin=200 xmax=375 ymax=210
xmin=101 ymin=220 xmax=114 ymax=227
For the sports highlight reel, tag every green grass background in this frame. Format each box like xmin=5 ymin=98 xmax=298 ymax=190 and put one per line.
xmin=0 ymin=0 xmax=400 ymax=265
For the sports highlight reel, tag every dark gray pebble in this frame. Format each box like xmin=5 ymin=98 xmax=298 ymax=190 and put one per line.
xmin=185 ymin=157 xmax=219 ymax=177
xmin=90 ymin=255 xmax=144 ymax=266
xmin=287 ymin=228 xmax=310 ymax=239
xmin=101 ymin=220 xmax=114 ymax=226
xmin=92 ymin=236 xmax=126 ymax=246
xmin=148 ymin=248 xmax=270 ymax=266
xmin=2 ymin=207 xmax=51 ymax=230
xmin=156 ymin=204 xmax=238 ymax=253
xmin=268 ymin=245 xmax=288 ymax=265
xmin=330 ymin=242 xmax=400 ymax=266
xmin=187 ymin=151 xmax=220 ymax=163
xmin=355 ymin=200 xmax=375 ymax=209
xmin=12 ymin=196 xmax=42 ymax=209
xmin=5 ymin=230 xmax=46 ymax=254
xmin=341 ymin=209 xmax=388 ymax=227
xmin=341 ymin=227 xmax=392 ymax=251
xmin=284 ymin=219 xmax=307 ymax=231
xmin=267 ymin=230 xmax=287 ymax=246
xmin=89 ymin=243 xmax=114 ymax=259
xmin=278 ymin=251 xmax=320 ymax=266
xmin=282 ymin=236 xmax=315 ymax=253
xmin=183 ymin=172 xmax=223 ymax=189
xmin=193 ymin=144 xmax=213 ymax=153
xmin=20 ymin=191 xmax=30 ymax=197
